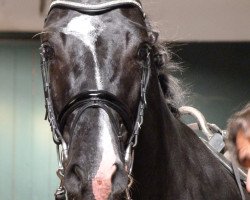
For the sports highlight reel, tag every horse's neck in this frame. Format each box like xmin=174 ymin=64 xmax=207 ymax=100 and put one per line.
xmin=132 ymin=92 xmax=245 ymax=199
xmin=131 ymin=86 xmax=179 ymax=197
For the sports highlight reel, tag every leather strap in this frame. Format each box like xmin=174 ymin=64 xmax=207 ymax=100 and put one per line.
xmin=49 ymin=0 xmax=145 ymax=17
xmin=58 ymin=91 xmax=133 ymax=134
xmin=232 ymin=160 xmax=246 ymax=200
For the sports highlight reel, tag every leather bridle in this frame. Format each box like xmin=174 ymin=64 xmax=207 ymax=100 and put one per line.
xmin=49 ymin=0 xmax=145 ymax=17
xmin=41 ymin=1 xmax=151 ymax=199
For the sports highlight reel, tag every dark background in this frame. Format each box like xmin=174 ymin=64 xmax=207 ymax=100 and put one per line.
xmin=172 ymin=42 xmax=250 ymax=128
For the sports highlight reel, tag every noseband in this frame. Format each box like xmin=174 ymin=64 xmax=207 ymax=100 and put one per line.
xmin=58 ymin=91 xmax=133 ymax=134
xmin=41 ymin=1 xmax=151 ymax=199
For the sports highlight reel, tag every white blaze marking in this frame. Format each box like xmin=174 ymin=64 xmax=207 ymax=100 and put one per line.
xmin=63 ymin=15 xmax=105 ymax=89
xmin=98 ymin=110 xmax=116 ymax=170
xmin=92 ymin=110 xmax=117 ymax=199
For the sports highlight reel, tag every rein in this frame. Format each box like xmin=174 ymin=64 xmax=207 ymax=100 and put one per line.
xmin=41 ymin=1 xmax=151 ymax=199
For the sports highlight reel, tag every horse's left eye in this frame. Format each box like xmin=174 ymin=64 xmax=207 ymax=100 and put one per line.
xmin=137 ymin=43 xmax=150 ymax=60
xmin=42 ymin=44 xmax=54 ymax=60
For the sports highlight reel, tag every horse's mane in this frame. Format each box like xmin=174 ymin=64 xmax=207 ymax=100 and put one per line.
xmin=144 ymin=18 xmax=186 ymax=117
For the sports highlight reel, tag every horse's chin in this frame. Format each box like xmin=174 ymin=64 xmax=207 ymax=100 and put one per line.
xmin=66 ymin=191 xmax=127 ymax=200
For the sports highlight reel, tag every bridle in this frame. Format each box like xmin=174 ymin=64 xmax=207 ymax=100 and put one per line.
xmin=49 ymin=0 xmax=145 ymax=17
xmin=41 ymin=1 xmax=151 ymax=199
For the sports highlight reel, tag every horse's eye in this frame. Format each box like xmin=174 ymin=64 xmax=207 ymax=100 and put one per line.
xmin=42 ymin=44 xmax=54 ymax=60
xmin=137 ymin=44 xmax=150 ymax=60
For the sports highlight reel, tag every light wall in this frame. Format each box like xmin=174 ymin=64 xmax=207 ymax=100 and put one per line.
xmin=0 ymin=41 xmax=58 ymax=200
xmin=0 ymin=0 xmax=250 ymax=41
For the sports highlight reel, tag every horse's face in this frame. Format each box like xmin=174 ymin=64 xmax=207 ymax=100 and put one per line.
xmin=41 ymin=5 xmax=149 ymax=200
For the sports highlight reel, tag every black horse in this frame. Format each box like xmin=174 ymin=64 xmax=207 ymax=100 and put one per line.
xmin=40 ymin=0 xmax=250 ymax=199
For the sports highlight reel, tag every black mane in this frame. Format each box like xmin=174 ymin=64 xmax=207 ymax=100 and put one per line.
xmin=144 ymin=18 xmax=186 ymax=116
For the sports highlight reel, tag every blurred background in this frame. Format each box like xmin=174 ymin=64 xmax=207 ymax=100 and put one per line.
xmin=0 ymin=0 xmax=250 ymax=199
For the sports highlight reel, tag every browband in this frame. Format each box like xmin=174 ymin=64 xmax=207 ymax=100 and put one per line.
xmin=49 ymin=0 xmax=145 ymax=17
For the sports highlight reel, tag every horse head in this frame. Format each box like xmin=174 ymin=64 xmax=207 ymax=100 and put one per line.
xmin=40 ymin=0 xmax=164 ymax=199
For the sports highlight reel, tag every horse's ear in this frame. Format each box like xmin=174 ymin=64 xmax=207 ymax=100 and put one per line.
xmin=149 ymin=31 xmax=159 ymax=44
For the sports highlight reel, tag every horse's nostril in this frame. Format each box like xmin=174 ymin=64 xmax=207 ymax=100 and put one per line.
xmin=110 ymin=162 xmax=129 ymax=197
xmin=69 ymin=164 xmax=88 ymax=187
xmin=73 ymin=165 xmax=82 ymax=181
xmin=111 ymin=164 xmax=118 ymax=180
xmin=111 ymin=163 xmax=120 ymax=181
